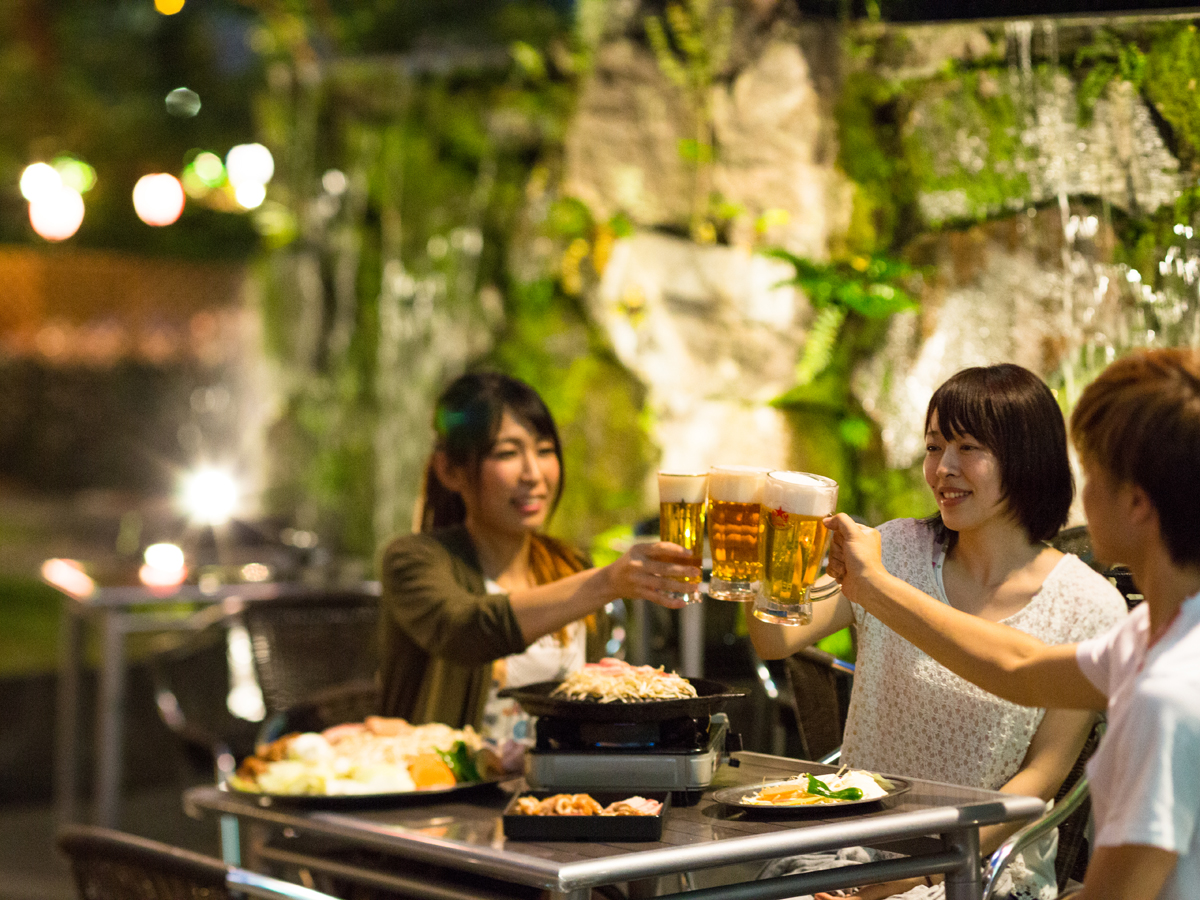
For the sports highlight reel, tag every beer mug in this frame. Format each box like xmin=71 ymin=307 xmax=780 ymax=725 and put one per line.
xmin=657 ymin=471 xmax=708 ymax=604
xmin=754 ymin=471 xmax=838 ymax=626
xmin=706 ymin=465 xmax=770 ymax=602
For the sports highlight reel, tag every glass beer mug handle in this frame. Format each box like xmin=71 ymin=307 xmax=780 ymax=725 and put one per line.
xmin=807 ymin=576 xmax=840 ymax=602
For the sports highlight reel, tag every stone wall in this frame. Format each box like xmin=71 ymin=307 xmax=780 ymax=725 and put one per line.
xmin=557 ymin=6 xmax=1199 ymax=515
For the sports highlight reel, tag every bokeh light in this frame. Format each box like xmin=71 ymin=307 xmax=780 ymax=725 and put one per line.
xmin=322 ymin=169 xmax=348 ymax=196
xmin=140 ymin=542 xmax=187 ymax=589
xmin=181 ymin=167 xmax=209 ymax=199
xmin=29 ymin=185 xmax=85 ymax=241
xmin=41 ymin=559 xmax=96 ymax=599
xmin=225 ymin=143 xmax=274 ymax=188
xmin=165 ymin=87 xmax=202 ymax=117
xmin=193 ymin=151 xmax=224 ymax=186
xmin=132 ymin=173 xmax=185 ymax=226
xmin=155 ymin=0 xmax=186 ymax=14
xmin=240 ymin=562 xmax=271 ymax=582
xmin=54 ymin=156 xmax=97 ymax=193
xmin=144 ymin=542 xmax=185 ymax=570
xmin=20 ymin=162 xmax=61 ymax=202
xmin=179 ymin=466 xmax=240 ymax=525
xmin=234 ymin=181 xmax=266 ymax=210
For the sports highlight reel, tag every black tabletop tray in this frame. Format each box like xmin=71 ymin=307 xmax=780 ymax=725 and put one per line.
xmin=502 ymin=791 xmax=669 ymax=842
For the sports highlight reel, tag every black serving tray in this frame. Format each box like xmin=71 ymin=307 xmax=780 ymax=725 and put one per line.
xmin=502 ymin=791 xmax=670 ymax=842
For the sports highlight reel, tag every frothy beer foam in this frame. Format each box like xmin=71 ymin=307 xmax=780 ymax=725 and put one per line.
xmin=658 ymin=473 xmax=709 ymax=504
xmin=708 ymin=466 xmax=769 ymax=504
xmin=765 ymin=471 xmax=838 ymax=517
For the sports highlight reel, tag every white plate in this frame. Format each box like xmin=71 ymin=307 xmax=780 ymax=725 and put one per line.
xmin=711 ymin=776 xmax=911 ymax=813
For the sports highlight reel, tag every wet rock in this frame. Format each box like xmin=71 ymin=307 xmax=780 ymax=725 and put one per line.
xmin=909 ymin=70 xmax=1182 ymax=227
xmin=589 ymin=231 xmax=809 ymax=475
xmin=712 ymin=39 xmax=853 ymax=256
xmin=563 ymin=34 xmax=851 ymax=258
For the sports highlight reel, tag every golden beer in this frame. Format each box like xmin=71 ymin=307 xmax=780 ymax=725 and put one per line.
xmin=707 ymin=465 xmax=769 ymax=601
xmin=658 ymin=472 xmax=708 ymax=602
xmin=754 ymin=471 xmax=838 ymax=625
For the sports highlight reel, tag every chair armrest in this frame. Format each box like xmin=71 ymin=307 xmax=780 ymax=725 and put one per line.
xmin=981 ymin=776 xmax=1091 ymax=900
xmin=228 ymin=867 xmax=340 ymax=900
xmin=816 ymin=746 xmax=842 ymax=765
xmin=795 ymin=645 xmax=856 ymax=676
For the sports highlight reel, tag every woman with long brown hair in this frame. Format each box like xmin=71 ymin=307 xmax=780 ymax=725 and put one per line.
xmin=378 ymin=371 xmax=697 ymax=752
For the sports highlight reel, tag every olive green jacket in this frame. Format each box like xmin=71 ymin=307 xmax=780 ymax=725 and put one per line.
xmin=377 ymin=526 xmax=606 ymax=729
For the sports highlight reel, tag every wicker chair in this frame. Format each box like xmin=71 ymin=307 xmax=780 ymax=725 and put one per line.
xmin=242 ymin=588 xmax=382 ymax=714
xmin=149 ymin=586 xmax=382 ymax=780
xmin=782 ymin=647 xmax=854 ymax=762
xmin=256 ymin=677 xmax=381 ymax=745
xmin=149 ymin=622 xmax=261 ymax=781
xmin=57 ymin=824 xmax=335 ymax=900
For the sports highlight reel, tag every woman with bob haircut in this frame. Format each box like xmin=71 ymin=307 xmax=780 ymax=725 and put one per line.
xmin=378 ymin=371 xmax=699 ymax=746
xmin=750 ymin=363 xmax=1127 ymax=900
xmin=827 ymin=348 xmax=1200 ymax=900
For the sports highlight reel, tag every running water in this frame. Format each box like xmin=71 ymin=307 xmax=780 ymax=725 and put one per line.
xmin=855 ymin=18 xmax=1196 ymax=471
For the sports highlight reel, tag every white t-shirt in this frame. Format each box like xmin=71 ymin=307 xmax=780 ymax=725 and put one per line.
xmin=1077 ymin=591 xmax=1200 ymax=900
xmin=479 ymin=578 xmax=587 ymax=746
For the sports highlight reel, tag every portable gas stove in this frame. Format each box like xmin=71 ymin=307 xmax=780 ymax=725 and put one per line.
xmin=499 ymin=677 xmax=746 ymax=798
xmin=523 ymin=712 xmax=735 ymax=795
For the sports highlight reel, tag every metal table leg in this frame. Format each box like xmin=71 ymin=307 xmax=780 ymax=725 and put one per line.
xmin=679 ymin=601 xmax=704 ymax=678
xmin=628 ymin=598 xmax=649 ymax=666
xmin=54 ymin=595 xmax=83 ymax=826
xmin=942 ymin=827 xmax=983 ymax=900
xmin=94 ymin=610 xmax=127 ymax=827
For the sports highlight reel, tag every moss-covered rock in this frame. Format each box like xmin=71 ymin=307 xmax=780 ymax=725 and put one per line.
xmin=1143 ymin=23 xmax=1200 ymax=171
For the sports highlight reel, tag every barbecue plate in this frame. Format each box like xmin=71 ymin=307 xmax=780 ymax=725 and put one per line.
xmin=499 ymin=678 xmax=744 ymax=723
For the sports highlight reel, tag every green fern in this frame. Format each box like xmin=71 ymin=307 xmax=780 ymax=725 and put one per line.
xmin=764 ymin=249 xmax=920 ymax=388
xmin=794 ymin=305 xmax=847 ymax=387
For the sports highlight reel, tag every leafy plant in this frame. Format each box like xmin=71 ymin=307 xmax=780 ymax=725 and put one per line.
xmin=763 ymin=251 xmax=920 ymax=391
xmin=644 ymin=0 xmax=734 ymax=241
xmin=1143 ymin=24 xmax=1200 ymax=170
xmin=1074 ymin=30 xmax=1147 ymax=122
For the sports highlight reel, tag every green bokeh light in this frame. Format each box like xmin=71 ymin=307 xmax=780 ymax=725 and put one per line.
xmin=53 ymin=156 xmax=96 ymax=194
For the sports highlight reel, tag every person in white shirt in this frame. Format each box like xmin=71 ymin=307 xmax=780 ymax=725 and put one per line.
xmin=827 ymin=347 xmax=1200 ymax=900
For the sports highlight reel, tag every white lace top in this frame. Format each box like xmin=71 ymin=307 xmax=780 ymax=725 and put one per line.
xmin=843 ymin=519 xmax=1126 ymax=785
xmin=842 ymin=519 xmax=1127 ymax=899
xmin=479 ymin=578 xmax=586 ymax=747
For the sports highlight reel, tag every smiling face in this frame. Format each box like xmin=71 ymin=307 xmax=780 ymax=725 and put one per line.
xmin=450 ymin=410 xmax=561 ymax=542
xmin=923 ymin=411 xmax=1009 ymax=534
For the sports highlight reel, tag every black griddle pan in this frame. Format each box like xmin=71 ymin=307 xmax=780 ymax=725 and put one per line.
xmin=498 ymin=678 xmax=744 ymax=723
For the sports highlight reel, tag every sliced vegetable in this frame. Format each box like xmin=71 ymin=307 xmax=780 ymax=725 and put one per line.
xmin=437 ymin=740 xmax=480 ymax=783
xmin=805 ymin=774 xmax=863 ymax=802
xmin=409 ymin=753 xmax=457 ymax=789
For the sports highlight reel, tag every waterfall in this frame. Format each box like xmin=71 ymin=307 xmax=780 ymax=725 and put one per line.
xmin=853 ymin=15 xmax=1192 ymax=480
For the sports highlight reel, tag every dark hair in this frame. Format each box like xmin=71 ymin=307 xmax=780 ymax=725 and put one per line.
xmin=1071 ymin=348 xmax=1200 ymax=567
xmin=420 ymin=371 xmax=564 ymax=532
xmin=924 ymin=364 xmax=1073 ymax=549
